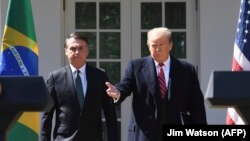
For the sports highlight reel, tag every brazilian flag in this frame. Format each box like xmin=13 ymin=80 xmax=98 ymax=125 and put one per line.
xmin=0 ymin=0 xmax=39 ymax=140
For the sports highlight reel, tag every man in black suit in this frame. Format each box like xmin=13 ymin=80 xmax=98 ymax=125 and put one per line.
xmin=106 ymin=27 xmax=207 ymax=141
xmin=40 ymin=33 xmax=118 ymax=141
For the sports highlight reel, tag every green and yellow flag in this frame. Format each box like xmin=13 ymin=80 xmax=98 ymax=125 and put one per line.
xmin=0 ymin=0 xmax=39 ymax=140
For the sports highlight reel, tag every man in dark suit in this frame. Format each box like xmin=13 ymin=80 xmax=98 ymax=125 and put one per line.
xmin=106 ymin=27 xmax=207 ymax=141
xmin=40 ymin=33 xmax=118 ymax=141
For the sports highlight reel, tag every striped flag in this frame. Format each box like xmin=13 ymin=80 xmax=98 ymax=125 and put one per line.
xmin=0 ymin=0 xmax=40 ymax=140
xmin=226 ymin=0 xmax=250 ymax=125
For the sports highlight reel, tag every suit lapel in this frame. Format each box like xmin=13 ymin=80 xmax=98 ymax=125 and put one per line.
xmin=65 ymin=66 xmax=76 ymax=97
xmin=142 ymin=57 xmax=160 ymax=101
xmin=82 ymin=65 xmax=94 ymax=111
xmin=65 ymin=65 xmax=81 ymax=109
xmin=169 ymin=55 xmax=183 ymax=100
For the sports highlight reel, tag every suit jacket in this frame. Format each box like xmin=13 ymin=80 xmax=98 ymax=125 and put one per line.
xmin=115 ymin=55 xmax=207 ymax=141
xmin=40 ymin=65 xmax=118 ymax=141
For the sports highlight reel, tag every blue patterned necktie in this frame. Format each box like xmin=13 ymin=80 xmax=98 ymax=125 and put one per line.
xmin=75 ymin=70 xmax=84 ymax=109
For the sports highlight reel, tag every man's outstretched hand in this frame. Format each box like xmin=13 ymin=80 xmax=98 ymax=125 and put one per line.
xmin=105 ymin=82 xmax=120 ymax=99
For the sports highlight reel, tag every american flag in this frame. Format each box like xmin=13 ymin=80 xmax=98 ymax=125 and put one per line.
xmin=226 ymin=0 xmax=250 ymax=125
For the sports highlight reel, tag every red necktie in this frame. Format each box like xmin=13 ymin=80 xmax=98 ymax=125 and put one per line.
xmin=158 ymin=63 xmax=167 ymax=99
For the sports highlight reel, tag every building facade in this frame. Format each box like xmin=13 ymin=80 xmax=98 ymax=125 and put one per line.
xmin=0 ymin=0 xmax=241 ymax=140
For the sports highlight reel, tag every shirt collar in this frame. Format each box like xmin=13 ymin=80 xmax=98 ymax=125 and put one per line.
xmin=154 ymin=56 xmax=171 ymax=67
xmin=70 ymin=64 xmax=86 ymax=74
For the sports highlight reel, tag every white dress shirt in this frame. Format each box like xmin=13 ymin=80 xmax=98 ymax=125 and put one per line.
xmin=70 ymin=64 xmax=87 ymax=97
xmin=154 ymin=56 xmax=171 ymax=88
